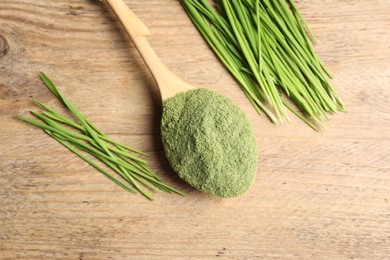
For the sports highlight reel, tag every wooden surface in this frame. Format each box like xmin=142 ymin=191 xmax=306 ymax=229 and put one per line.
xmin=0 ymin=0 xmax=389 ymax=259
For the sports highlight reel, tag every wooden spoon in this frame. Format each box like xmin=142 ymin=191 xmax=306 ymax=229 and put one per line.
xmin=104 ymin=0 xmax=258 ymax=198
xmin=105 ymin=0 xmax=194 ymax=101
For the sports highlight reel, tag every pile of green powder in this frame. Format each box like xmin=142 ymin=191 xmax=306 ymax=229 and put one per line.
xmin=161 ymin=88 xmax=258 ymax=198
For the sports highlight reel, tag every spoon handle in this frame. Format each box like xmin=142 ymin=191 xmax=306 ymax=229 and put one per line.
xmin=105 ymin=0 xmax=193 ymax=100
xmin=105 ymin=0 xmax=150 ymax=37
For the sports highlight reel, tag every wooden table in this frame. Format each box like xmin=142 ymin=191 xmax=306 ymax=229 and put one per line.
xmin=1 ymin=0 xmax=389 ymax=259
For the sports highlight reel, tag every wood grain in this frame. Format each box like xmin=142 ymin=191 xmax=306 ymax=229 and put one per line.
xmin=1 ymin=0 xmax=389 ymax=259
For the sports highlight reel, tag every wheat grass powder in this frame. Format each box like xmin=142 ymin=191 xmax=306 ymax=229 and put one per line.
xmin=161 ymin=89 xmax=258 ymax=197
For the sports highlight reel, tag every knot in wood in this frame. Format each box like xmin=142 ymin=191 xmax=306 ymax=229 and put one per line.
xmin=0 ymin=35 xmax=9 ymax=57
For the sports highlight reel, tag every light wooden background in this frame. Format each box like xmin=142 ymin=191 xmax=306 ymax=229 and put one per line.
xmin=1 ymin=0 xmax=389 ymax=259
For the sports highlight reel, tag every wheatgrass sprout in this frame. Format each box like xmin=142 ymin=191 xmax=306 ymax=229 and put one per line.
xmin=180 ymin=0 xmax=345 ymax=130
xmin=19 ymin=72 xmax=184 ymax=200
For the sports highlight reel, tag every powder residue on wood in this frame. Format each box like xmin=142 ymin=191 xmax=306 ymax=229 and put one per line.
xmin=161 ymin=89 xmax=258 ymax=197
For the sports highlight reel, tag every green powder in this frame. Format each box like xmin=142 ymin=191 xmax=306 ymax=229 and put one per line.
xmin=161 ymin=88 xmax=258 ymax=198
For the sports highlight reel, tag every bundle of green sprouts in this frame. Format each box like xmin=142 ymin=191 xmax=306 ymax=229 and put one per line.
xmin=180 ymin=0 xmax=345 ymax=129
xmin=19 ymin=72 xmax=184 ymax=200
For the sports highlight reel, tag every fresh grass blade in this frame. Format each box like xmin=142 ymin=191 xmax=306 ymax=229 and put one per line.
xmin=180 ymin=0 xmax=345 ymax=129
xmin=19 ymin=73 xmax=184 ymax=200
